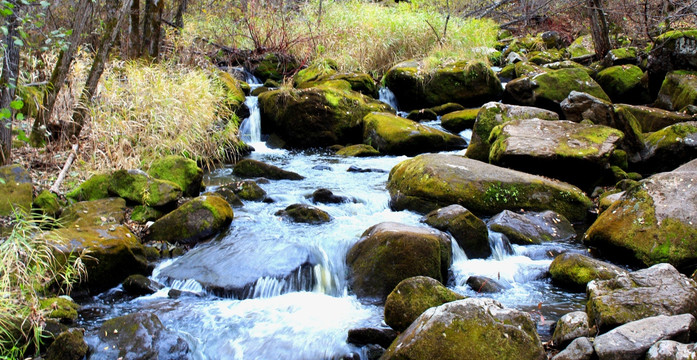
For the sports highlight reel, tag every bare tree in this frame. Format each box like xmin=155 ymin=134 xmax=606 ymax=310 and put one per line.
xmin=142 ymin=0 xmax=164 ymax=58
xmin=0 ymin=0 xmax=20 ymax=165
xmin=587 ymin=0 xmax=611 ymax=57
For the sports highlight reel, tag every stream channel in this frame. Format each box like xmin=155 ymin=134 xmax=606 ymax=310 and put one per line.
xmin=79 ymin=77 xmax=588 ymax=360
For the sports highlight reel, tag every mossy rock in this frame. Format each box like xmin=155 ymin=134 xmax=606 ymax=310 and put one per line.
xmin=293 ymin=59 xmax=339 ymax=87
xmin=387 ymin=154 xmax=592 ymax=221
xmin=33 ymin=189 xmax=63 ymax=217
xmin=602 ymin=47 xmax=639 ymax=67
xmin=207 ymin=188 xmax=244 ymax=208
xmin=45 ymin=328 xmax=88 ymax=360
xmin=429 ymin=102 xmax=465 ymax=115
xmin=406 ymin=108 xmax=438 ymax=122
xmin=440 ymin=108 xmax=479 ymax=133
xmin=584 ymin=166 xmax=697 ymax=271
xmin=108 ymin=169 xmax=182 ymax=207
xmin=514 ymin=61 xmax=547 ymax=78
xmin=122 ymin=274 xmax=163 ymax=296
xmin=146 ymin=195 xmax=233 ymax=245
xmin=384 ymin=276 xmax=464 ymax=332
xmin=655 ymin=71 xmax=697 ymax=111
xmin=466 ymin=275 xmax=509 ymax=293
xmin=94 ymin=312 xmax=189 ymax=359
xmin=362 ymin=112 xmax=466 ymax=156
xmin=253 ymin=53 xmax=298 ymax=82
xmin=0 ymin=164 xmax=33 ymax=215
xmin=542 ymin=60 xmax=595 ymax=76
xmin=60 ymin=197 xmax=127 ymax=228
xmin=233 ymin=158 xmax=304 ymax=180
xmin=382 ymin=298 xmax=545 ymax=360
xmin=596 ymin=65 xmax=650 ymax=104
xmin=336 ymin=144 xmax=380 ymax=157
xmin=528 ymin=50 xmax=564 ymax=65
xmin=549 ymin=252 xmax=627 ymax=291
xmin=384 ymin=60 xmax=503 ymax=110
xmin=636 ymin=121 xmax=697 ymax=174
xmin=275 ymin=203 xmax=331 ymax=224
xmin=647 ymin=30 xmax=697 ymax=95
xmin=347 ymin=222 xmax=452 ymax=301
xmin=66 ymin=173 xmax=111 ymax=202
xmin=465 ymin=102 xmax=559 ymax=162
xmin=313 ymin=72 xmax=378 ymax=98
xmin=423 ymin=204 xmax=490 ymax=259
xmin=44 ymin=224 xmax=148 ymax=293
xmin=258 ymin=85 xmax=392 ymax=147
xmin=130 ymin=205 xmax=164 ymax=222
xmin=499 ymin=63 xmax=517 ymax=79
xmin=251 ymin=86 xmax=270 ymax=96
xmin=221 ymin=180 xmax=267 ymax=201
xmin=488 ymin=209 xmax=576 ymax=245
xmin=504 ymin=68 xmax=611 ymax=114
xmin=218 ymin=71 xmax=246 ymax=115
xmin=148 ymin=155 xmax=203 ymax=197
xmin=614 ymin=104 xmax=697 ymax=132
xmin=39 ymin=297 xmax=79 ymax=323
xmin=567 ymin=35 xmax=595 ymax=60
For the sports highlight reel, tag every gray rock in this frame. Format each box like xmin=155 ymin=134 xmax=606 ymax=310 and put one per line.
xmin=466 ymin=275 xmax=508 ymax=293
xmin=122 ymin=274 xmax=164 ymax=296
xmin=488 ymin=210 xmax=576 ymax=245
xmin=552 ymin=337 xmax=595 ymax=360
xmin=422 ymin=204 xmax=491 ymax=259
xmin=233 ymin=159 xmax=304 ymax=180
xmin=586 ymin=264 xmax=697 ymax=332
xmin=346 ymin=327 xmax=398 ymax=348
xmin=646 ymin=340 xmax=697 ymax=360
xmin=275 ymin=204 xmax=331 ymax=224
xmin=552 ymin=311 xmax=593 ymax=348
xmin=593 ymin=314 xmax=697 ymax=360
xmin=0 ymin=164 xmax=32 ymax=215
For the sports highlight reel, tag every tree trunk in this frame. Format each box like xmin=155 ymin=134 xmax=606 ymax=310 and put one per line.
xmin=174 ymin=0 xmax=188 ymax=29
xmin=66 ymin=0 xmax=133 ymax=139
xmin=588 ymin=0 xmax=611 ymax=58
xmin=141 ymin=0 xmax=164 ymax=58
xmin=129 ymin=0 xmax=141 ymax=58
xmin=0 ymin=1 xmax=20 ymax=165
xmin=30 ymin=0 xmax=93 ymax=147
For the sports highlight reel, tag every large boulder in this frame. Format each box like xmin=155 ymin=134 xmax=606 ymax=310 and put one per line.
xmin=274 ymin=204 xmax=331 ymax=224
xmin=567 ymin=35 xmax=595 ymax=60
xmin=466 ymin=102 xmax=559 ymax=161
xmin=381 ymin=298 xmax=546 ymax=360
xmin=614 ymin=104 xmax=697 ymax=133
xmin=655 ymin=71 xmax=697 ymax=111
xmin=593 ymin=314 xmax=696 ymax=360
xmin=362 ymin=112 xmax=466 ymax=155
xmin=549 ymin=252 xmax=627 ymax=291
xmin=487 ymin=118 xmax=624 ymax=188
xmin=146 ymin=195 xmax=233 ymax=245
xmin=148 ymin=155 xmax=203 ymax=197
xmin=552 ymin=311 xmax=593 ymax=348
xmin=584 ymin=165 xmax=697 ymax=270
xmin=66 ymin=173 xmax=111 ymax=202
xmin=384 ymin=276 xmax=464 ymax=332
xmin=387 ymin=154 xmax=592 ymax=221
xmin=488 ymin=210 xmax=575 ymax=245
xmin=59 ymin=198 xmax=126 ymax=228
xmin=108 ymin=169 xmax=182 ymax=206
xmin=304 ymin=72 xmax=379 ymax=98
xmin=233 ymin=159 xmax=304 ymax=180
xmin=647 ymin=30 xmax=697 ymax=96
xmin=646 ymin=340 xmax=697 ymax=360
xmin=335 ymin=144 xmax=380 ymax=157
xmin=346 ymin=222 xmax=452 ymax=301
xmin=422 ymin=205 xmax=490 ymax=259
xmin=0 ymin=164 xmax=32 ymax=215
xmin=596 ymin=64 xmax=650 ymax=104
xmin=33 ymin=190 xmax=63 ymax=217
xmin=585 ymin=263 xmax=697 ymax=332
xmin=90 ymin=312 xmax=190 ymax=360
xmin=383 ymin=60 xmax=503 ymax=110
xmin=45 ymin=328 xmax=88 ymax=360
xmin=440 ymin=108 xmax=479 ymax=133
xmin=258 ymin=85 xmax=392 ymax=147
xmin=504 ymin=68 xmax=610 ymax=114
xmin=635 ymin=121 xmax=697 ymax=173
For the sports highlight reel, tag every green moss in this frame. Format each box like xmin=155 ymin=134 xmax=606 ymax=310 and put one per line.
xmin=218 ymin=71 xmax=246 ymax=111
xmin=275 ymin=204 xmax=331 ymax=224
xmin=645 ymin=122 xmax=697 ymax=147
xmin=656 ymin=71 xmax=697 ymax=111
xmin=33 ymin=190 xmax=63 ymax=217
xmin=40 ymin=297 xmax=79 ymax=322
xmin=130 ymin=205 xmax=163 ymax=223
xmin=384 ymin=276 xmax=464 ymax=331
xmin=656 ymin=29 xmax=697 ymax=42
xmin=363 ymin=112 xmax=465 ymax=155
xmin=440 ymin=108 xmax=479 ymax=133
xmin=596 ymin=65 xmax=648 ymax=103
xmin=0 ymin=164 xmax=33 ymax=215
xmin=555 ymin=126 xmax=624 ymax=158
xmin=336 ymin=144 xmax=380 ymax=157
xmin=108 ymin=170 xmax=182 ymax=206
xmin=148 ymin=155 xmax=203 ymax=197
xmin=293 ymin=59 xmax=338 ymax=87
xmin=533 ymin=68 xmax=611 ymax=103
xmin=146 ymin=195 xmax=233 ymax=245
xmin=568 ymin=35 xmax=595 ymax=59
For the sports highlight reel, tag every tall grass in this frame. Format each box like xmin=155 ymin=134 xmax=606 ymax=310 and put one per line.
xmin=0 ymin=211 xmax=87 ymax=358
xmin=85 ymin=60 xmax=239 ymax=172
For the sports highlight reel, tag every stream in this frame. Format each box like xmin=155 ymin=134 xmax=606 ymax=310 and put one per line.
xmin=78 ymin=78 xmax=588 ymax=360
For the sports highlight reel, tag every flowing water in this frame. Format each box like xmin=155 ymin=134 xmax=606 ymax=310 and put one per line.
xmin=79 ymin=84 xmax=588 ymax=360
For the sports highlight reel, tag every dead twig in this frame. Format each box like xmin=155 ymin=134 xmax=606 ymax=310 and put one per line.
xmin=50 ymin=143 xmax=78 ymax=194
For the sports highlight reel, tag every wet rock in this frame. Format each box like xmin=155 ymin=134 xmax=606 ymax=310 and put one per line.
xmin=221 ymin=180 xmax=267 ymax=201
xmin=488 ymin=119 xmax=624 ymax=188
xmin=647 ymin=30 xmax=697 ymax=96
xmin=312 ymin=165 xmax=332 ymax=171
xmin=584 ymin=166 xmax=697 ymax=270
xmin=384 ymin=276 xmax=464 ymax=332
xmin=422 ymin=205 xmax=490 ymax=259
xmin=45 ymin=328 xmax=88 ymax=360
xmin=466 ymin=275 xmax=508 ymax=293
xmin=406 ymin=108 xmax=438 ymax=122
xmin=60 ymin=198 xmax=126 ymax=228
xmin=388 ymin=154 xmax=592 ymax=221
xmin=596 ymin=64 xmax=650 ymax=104
xmin=440 ymin=108 xmax=479 ymax=133
xmin=614 ymin=104 xmax=697 ymax=133
xmin=33 ymin=189 xmax=63 ymax=217
xmin=293 ymin=59 xmax=338 ymax=87
xmin=593 ymin=314 xmax=697 ymax=360
xmin=310 ymin=188 xmax=350 ymax=204
xmin=122 ymin=274 xmax=164 ymax=296
xmin=66 ymin=173 xmax=111 ymax=202
xmin=0 ymin=164 xmax=32 ymax=215
xmin=635 ymin=121 xmax=697 ymax=173
xmin=586 ymin=264 xmax=697 ymax=332
xmin=346 ymin=222 xmax=452 ymax=301
xmin=504 ymin=68 xmax=610 ymax=115
xmin=40 ymin=297 xmax=79 ymax=324
xmin=487 ymin=210 xmax=576 ymax=245
xmin=655 ymin=71 xmax=697 ymax=111
xmin=551 ymin=311 xmax=593 ymax=348
xmin=362 ymin=112 xmax=466 ymax=156
xmin=131 ymin=205 xmax=165 ymax=223
xmin=549 ymin=252 xmax=627 ymax=291
xmin=382 ymin=298 xmax=545 ymax=360
xmin=275 ymin=204 xmax=331 ymax=224
xmin=335 ymin=144 xmax=380 ymax=157
xmin=466 ymin=102 xmax=559 ymax=162
xmin=146 ymin=195 xmax=233 ymax=245
xmin=552 ymin=337 xmax=595 ymax=360
xmin=346 ymin=165 xmax=387 ymax=173
xmin=148 ymin=155 xmax=203 ymax=197
xmin=309 ymin=72 xmax=379 ymax=98
xmin=646 ymin=340 xmax=697 ymax=360
xmin=383 ymin=60 xmax=503 ymax=111
xmin=429 ymin=102 xmax=466 ymax=115
xmin=258 ymin=85 xmax=392 ymax=147
xmin=233 ymin=159 xmax=304 ymax=180
xmin=346 ymin=327 xmax=397 ymax=348
xmin=92 ymin=312 xmax=190 ymax=360
xmin=108 ymin=169 xmax=182 ymax=206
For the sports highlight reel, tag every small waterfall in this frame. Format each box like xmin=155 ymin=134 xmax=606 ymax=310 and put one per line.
xmin=489 ymin=231 xmax=513 ymax=260
xmin=378 ymin=87 xmax=399 ymax=111
xmin=451 ymin=237 xmax=468 ymax=263
xmin=239 ymin=96 xmax=261 ymax=143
